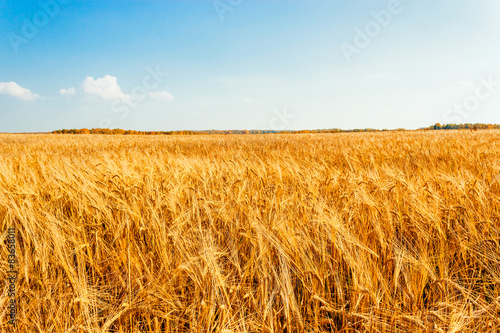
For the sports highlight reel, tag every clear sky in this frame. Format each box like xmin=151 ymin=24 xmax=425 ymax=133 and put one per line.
xmin=1 ymin=0 xmax=499 ymax=132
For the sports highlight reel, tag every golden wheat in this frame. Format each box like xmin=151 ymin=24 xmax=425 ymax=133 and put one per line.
xmin=1 ymin=131 xmax=499 ymax=332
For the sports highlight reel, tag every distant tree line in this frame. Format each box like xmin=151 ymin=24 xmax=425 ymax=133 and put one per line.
xmin=425 ymin=123 xmax=500 ymax=130
xmin=51 ymin=124 xmax=500 ymax=135
xmin=51 ymin=128 xmax=389 ymax=135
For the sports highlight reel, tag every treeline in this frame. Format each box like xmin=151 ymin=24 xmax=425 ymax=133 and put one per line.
xmin=424 ymin=123 xmax=500 ymax=130
xmin=52 ymin=128 xmax=294 ymax=135
xmin=51 ymin=124 xmax=500 ymax=135
xmin=51 ymin=128 xmax=391 ymax=135
xmin=53 ymin=128 xmax=288 ymax=135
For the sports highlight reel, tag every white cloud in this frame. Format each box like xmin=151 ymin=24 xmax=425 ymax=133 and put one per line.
xmin=60 ymin=87 xmax=76 ymax=96
xmin=242 ymin=96 xmax=263 ymax=105
xmin=147 ymin=91 xmax=174 ymax=101
xmin=0 ymin=82 xmax=41 ymax=101
xmin=82 ymin=75 xmax=174 ymax=104
xmin=83 ymin=75 xmax=132 ymax=101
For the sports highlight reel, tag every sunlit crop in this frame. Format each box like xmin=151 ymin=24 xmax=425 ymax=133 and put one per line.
xmin=1 ymin=131 xmax=499 ymax=332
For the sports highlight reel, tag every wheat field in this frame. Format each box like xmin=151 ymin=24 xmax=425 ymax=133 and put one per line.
xmin=1 ymin=131 xmax=499 ymax=332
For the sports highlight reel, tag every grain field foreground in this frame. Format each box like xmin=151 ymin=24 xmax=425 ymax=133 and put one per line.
xmin=1 ymin=131 xmax=500 ymax=332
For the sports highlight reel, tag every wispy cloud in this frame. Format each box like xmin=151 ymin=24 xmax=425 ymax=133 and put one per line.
xmin=363 ymin=73 xmax=400 ymax=84
xmin=0 ymin=82 xmax=41 ymax=101
xmin=213 ymin=74 xmax=279 ymax=87
xmin=242 ymin=96 xmax=262 ymax=104
xmin=60 ymin=87 xmax=76 ymax=96
xmin=147 ymin=91 xmax=174 ymax=101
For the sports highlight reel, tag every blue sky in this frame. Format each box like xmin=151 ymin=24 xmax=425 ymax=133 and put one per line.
xmin=1 ymin=0 xmax=499 ymax=132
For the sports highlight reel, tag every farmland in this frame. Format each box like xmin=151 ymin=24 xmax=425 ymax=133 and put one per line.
xmin=1 ymin=131 xmax=500 ymax=332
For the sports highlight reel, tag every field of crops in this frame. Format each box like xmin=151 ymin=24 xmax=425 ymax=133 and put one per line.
xmin=1 ymin=131 xmax=500 ymax=332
